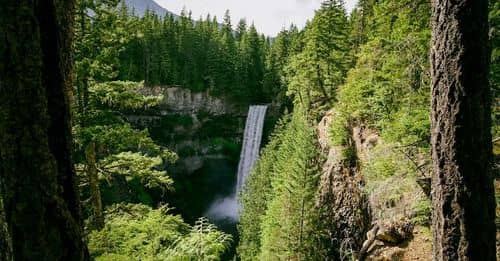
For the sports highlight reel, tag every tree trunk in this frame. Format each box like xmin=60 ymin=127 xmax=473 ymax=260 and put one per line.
xmin=430 ymin=0 xmax=495 ymax=260
xmin=76 ymin=2 xmax=90 ymax=127
xmin=0 ymin=0 xmax=89 ymax=260
xmin=85 ymin=142 xmax=104 ymax=230
xmin=0 ymin=189 xmax=12 ymax=261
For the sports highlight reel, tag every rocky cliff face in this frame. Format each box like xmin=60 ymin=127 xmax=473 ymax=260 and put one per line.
xmin=140 ymin=86 xmax=241 ymax=116
xmin=123 ymin=0 xmax=178 ymax=18
xmin=316 ymin=109 xmax=371 ymax=258
xmin=316 ymin=109 xmax=432 ymax=261
xmin=126 ymin=86 xmax=249 ymax=220
xmin=130 ymin=86 xmax=245 ymax=175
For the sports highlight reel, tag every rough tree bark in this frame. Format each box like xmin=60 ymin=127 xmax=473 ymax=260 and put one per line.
xmin=0 ymin=188 xmax=12 ymax=261
xmin=430 ymin=0 xmax=496 ymax=260
xmin=0 ymin=0 xmax=89 ymax=260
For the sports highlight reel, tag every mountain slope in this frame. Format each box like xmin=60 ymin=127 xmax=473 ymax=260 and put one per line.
xmin=123 ymin=0 xmax=177 ymax=17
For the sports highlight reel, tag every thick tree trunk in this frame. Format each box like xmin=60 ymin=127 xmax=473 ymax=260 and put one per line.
xmin=430 ymin=0 xmax=495 ymax=260
xmin=0 ymin=190 xmax=12 ymax=261
xmin=0 ymin=0 xmax=89 ymax=260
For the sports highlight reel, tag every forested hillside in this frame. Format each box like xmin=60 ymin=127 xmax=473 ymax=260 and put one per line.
xmin=122 ymin=0 xmax=175 ymax=17
xmin=0 ymin=0 xmax=498 ymax=260
xmin=239 ymin=0 xmax=499 ymax=260
xmin=72 ymin=0 xmax=276 ymax=259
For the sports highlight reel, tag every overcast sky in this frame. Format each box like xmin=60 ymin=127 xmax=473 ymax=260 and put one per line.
xmin=155 ymin=0 xmax=358 ymax=36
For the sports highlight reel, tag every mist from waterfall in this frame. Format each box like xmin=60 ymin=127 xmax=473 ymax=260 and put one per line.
xmin=205 ymin=105 xmax=268 ymax=221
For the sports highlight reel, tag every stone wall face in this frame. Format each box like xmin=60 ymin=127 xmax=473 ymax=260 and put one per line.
xmin=140 ymin=86 xmax=241 ymax=116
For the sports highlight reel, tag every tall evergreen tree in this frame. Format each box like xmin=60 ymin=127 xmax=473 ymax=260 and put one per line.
xmin=244 ymin=24 xmax=265 ymax=101
xmin=257 ymin=110 xmax=321 ymax=260
xmin=238 ymin=111 xmax=322 ymax=260
xmin=218 ymin=10 xmax=237 ymax=93
xmin=286 ymin=0 xmax=351 ymax=116
xmin=236 ymin=19 xmax=248 ymax=42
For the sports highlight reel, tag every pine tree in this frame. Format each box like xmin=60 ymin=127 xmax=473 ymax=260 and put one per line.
xmin=239 ymin=110 xmax=323 ymax=260
xmin=258 ymin=110 xmax=321 ymax=260
xmin=286 ymin=0 xmax=351 ymax=116
xmin=236 ymin=19 xmax=248 ymax=42
xmin=238 ymin=119 xmax=288 ymax=260
xmin=263 ymin=28 xmax=298 ymax=105
xmin=245 ymin=24 xmax=265 ymax=102
xmin=217 ymin=10 xmax=237 ymax=93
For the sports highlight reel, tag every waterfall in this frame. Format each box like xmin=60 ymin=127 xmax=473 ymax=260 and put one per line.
xmin=236 ymin=105 xmax=268 ymax=192
xmin=205 ymin=105 xmax=268 ymax=221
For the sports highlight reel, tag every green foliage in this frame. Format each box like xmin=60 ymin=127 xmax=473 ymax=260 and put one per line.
xmin=239 ymin=1 xmax=437 ymax=259
xmin=72 ymin=4 xmax=234 ymax=260
xmin=73 ymin=81 xmax=177 ymax=202
xmin=74 ymin=0 xmax=137 ymax=115
xmin=164 ymin=218 xmax=233 ymax=260
xmin=238 ymin=111 xmax=322 ymax=260
xmin=88 ymin=204 xmax=187 ymax=260
xmin=74 ymin=123 xmax=176 ymax=161
xmin=490 ymin=2 xmax=500 ymax=140
xmin=339 ymin=0 xmax=432 ymax=225
xmin=363 ymin=145 xmax=420 ymax=190
xmin=263 ymin=27 xmax=299 ymax=106
xmin=72 ymin=0 xmax=500 ymax=259
xmin=90 ymin=81 xmax=162 ymax=112
xmin=331 ymin=0 xmax=431 ymax=150
xmin=89 ymin=204 xmax=232 ymax=261
xmin=99 ymin=152 xmax=173 ymax=192
xmin=74 ymin=0 xmax=284 ymax=104
xmin=411 ymin=199 xmax=431 ymax=224
xmin=286 ymin=0 xmax=352 ymax=116
xmin=237 ymin=118 xmax=289 ymax=259
xmin=111 ymin=7 xmax=276 ymax=103
xmin=211 ymin=137 xmax=240 ymax=158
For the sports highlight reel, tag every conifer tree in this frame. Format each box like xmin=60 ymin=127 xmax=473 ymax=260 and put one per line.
xmin=239 ymin=110 xmax=322 ymax=260
xmin=238 ymin=119 xmax=288 ymax=260
xmin=258 ymin=110 xmax=321 ymax=260
xmin=245 ymin=24 xmax=265 ymax=101
xmin=218 ymin=10 xmax=237 ymax=93
xmin=236 ymin=19 xmax=248 ymax=42
xmin=286 ymin=0 xmax=351 ymax=115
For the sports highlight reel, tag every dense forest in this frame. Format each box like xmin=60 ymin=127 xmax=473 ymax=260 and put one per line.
xmin=0 ymin=0 xmax=498 ymax=260
xmin=75 ymin=1 xmax=278 ymax=104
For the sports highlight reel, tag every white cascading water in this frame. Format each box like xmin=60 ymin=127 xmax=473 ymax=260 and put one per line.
xmin=205 ymin=105 xmax=268 ymax=221
xmin=236 ymin=105 xmax=268 ymax=192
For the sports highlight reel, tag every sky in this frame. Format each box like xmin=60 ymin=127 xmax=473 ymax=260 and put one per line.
xmin=155 ymin=0 xmax=358 ymax=36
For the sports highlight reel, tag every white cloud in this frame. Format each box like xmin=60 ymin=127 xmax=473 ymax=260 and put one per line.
xmin=155 ymin=0 xmax=358 ymax=36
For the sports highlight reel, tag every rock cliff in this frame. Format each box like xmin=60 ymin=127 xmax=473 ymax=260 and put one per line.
xmin=316 ymin=109 xmax=371 ymax=258
xmin=139 ymin=86 xmax=240 ymax=116
xmin=316 ymin=109 xmax=432 ymax=260
xmin=129 ymin=86 xmax=245 ymax=175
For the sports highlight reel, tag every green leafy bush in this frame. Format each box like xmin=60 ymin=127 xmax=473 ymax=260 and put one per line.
xmin=89 ymin=204 xmax=232 ymax=261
